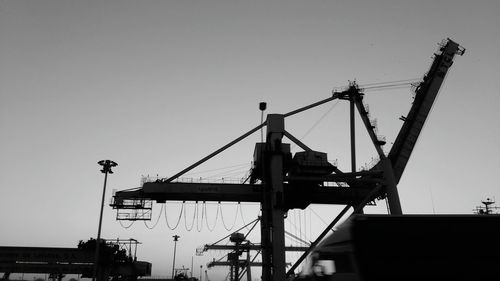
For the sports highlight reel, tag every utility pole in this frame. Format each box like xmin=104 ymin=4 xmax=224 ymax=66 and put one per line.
xmin=94 ymin=160 xmax=117 ymax=281
xmin=171 ymin=235 xmax=180 ymax=280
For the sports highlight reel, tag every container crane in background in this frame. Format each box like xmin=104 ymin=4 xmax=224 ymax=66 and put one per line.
xmin=198 ymin=219 xmax=308 ymax=281
xmin=110 ymin=39 xmax=464 ymax=281
xmin=474 ymin=198 xmax=499 ymax=214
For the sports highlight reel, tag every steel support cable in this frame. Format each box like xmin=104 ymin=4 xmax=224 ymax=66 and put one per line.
xmin=298 ymin=209 xmax=303 ymax=247
xmin=293 ymin=209 xmax=299 ymax=260
xmin=164 ymin=202 xmax=184 ymax=230
xmin=238 ymin=249 xmax=261 ymax=281
xmin=284 ymin=230 xmax=310 ymax=246
xmin=194 ymin=202 xmax=199 ymax=231
xmin=308 ymin=207 xmax=313 ymax=244
xmin=358 ymin=78 xmax=420 ymax=87
xmin=220 ymin=202 xmax=239 ymax=231
xmin=210 ymin=217 xmax=260 ymax=246
xmin=293 ymin=209 xmax=299 ymax=245
xmin=166 ymin=93 xmax=341 ymax=183
xmin=302 ymin=210 xmax=307 ymax=245
xmin=286 ymin=212 xmax=296 ymax=254
xmin=284 ymin=93 xmax=340 ymax=118
xmin=301 ymin=210 xmax=306 ymax=252
xmin=143 ymin=220 xmax=154 ymax=229
xmin=184 ymin=202 xmax=197 ymax=231
xmin=364 ymin=85 xmax=414 ymax=93
xmin=196 ymin=202 xmax=204 ymax=232
xmin=308 ymin=209 xmax=312 ymax=243
xmin=243 ymin=217 xmax=260 ymax=241
xmin=119 ymin=220 xmax=135 ymax=229
xmin=304 ymin=208 xmax=308 ymax=244
xmin=240 ymin=173 xmax=251 ymax=184
xmin=205 ymin=202 xmax=219 ymax=232
xmin=299 ymin=100 xmax=340 ymax=142
xmin=238 ymin=202 xmax=260 ymax=231
xmin=143 ymin=204 xmax=164 ymax=229
xmin=213 ymin=252 xmax=230 ymax=263
xmin=295 ymin=210 xmax=302 ymax=256
xmin=284 ymin=131 xmax=312 ymax=152
xmin=198 ymin=166 xmax=251 ymax=180
xmin=238 ymin=202 xmax=252 ymax=231
xmin=165 ymin=123 xmax=266 ymax=183
xmin=184 ymin=163 xmax=250 ymax=177
xmin=286 ymin=185 xmax=383 ymax=277
xmin=204 ymin=166 xmax=251 ymax=180
xmin=286 ymin=205 xmax=350 ymax=277
xmin=212 ymin=248 xmax=227 ymax=268
xmin=286 ymin=212 xmax=291 ymax=240
xmin=363 ymin=83 xmax=414 ymax=91
xmin=199 ymin=202 xmax=202 ymax=231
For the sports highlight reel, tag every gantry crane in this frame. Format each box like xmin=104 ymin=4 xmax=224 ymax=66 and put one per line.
xmin=199 ymin=220 xmax=308 ymax=281
xmin=111 ymin=39 xmax=464 ymax=281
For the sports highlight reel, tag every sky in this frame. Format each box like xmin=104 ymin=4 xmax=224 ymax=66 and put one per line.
xmin=1 ymin=0 xmax=499 ymax=280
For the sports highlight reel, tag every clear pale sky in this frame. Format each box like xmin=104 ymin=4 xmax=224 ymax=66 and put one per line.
xmin=1 ymin=0 xmax=499 ymax=280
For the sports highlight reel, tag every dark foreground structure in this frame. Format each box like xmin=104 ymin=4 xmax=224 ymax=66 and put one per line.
xmin=0 ymin=239 xmax=151 ymax=281
xmin=299 ymin=215 xmax=500 ymax=281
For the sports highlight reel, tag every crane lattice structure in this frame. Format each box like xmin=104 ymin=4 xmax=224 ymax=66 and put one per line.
xmin=111 ymin=39 xmax=464 ymax=281
xmin=198 ymin=218 xmax=307 ymax=281
xmin=474 ymin=198 xmax=500 ymax=215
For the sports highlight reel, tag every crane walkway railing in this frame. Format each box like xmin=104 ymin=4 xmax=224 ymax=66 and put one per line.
xmin=141 ymin=175 xmax=249 ymax=185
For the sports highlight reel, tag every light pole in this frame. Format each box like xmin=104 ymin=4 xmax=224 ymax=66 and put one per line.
xmin=172 ymin=235 xmax=180 ymax=279
xmin=191 ymin=256 xmax=194 ymax=278
xmin=94 ymin=160 xmax=117 ymax=281
xmin=259 ymin=102 xmax=267 ymax=143
xmin=199 ymin=265 xmax=203 ymax=281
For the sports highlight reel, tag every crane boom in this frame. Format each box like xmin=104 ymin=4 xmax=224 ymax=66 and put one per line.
xmin=386 ymin=39 xmax=464 ymax=183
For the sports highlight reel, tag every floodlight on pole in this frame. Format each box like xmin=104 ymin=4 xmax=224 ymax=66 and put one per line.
xmin=259 ymin=102 xmax=267 ymax=143
xmin=172 ymin=235 xmax=180 ymax=279
xmin=93 ymin=160 xmax=117 ymax=281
